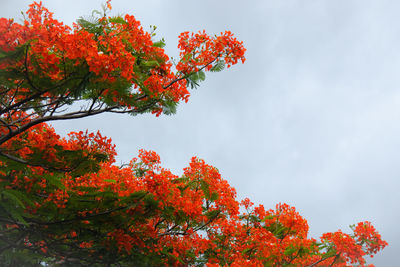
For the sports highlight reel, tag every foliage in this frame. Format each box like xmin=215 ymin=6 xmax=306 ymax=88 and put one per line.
xmin=0 ymin=1 xmax=387 ymax=266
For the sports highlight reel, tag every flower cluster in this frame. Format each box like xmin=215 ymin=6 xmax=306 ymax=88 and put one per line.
xmin=0 ymin=120 xmax=388 ymax=266
xmin=177 ymin=30 xmax=246 ymax=74
xmin=0 ymin=1 xmax=246 ymax=118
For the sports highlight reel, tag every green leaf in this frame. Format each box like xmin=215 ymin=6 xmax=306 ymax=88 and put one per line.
xmin=0 ymin=200 xmax=28 ymax=226
xmin=186 ymin=70 xmax=207 ymax=89
xmin=241 ymin=247 xmax=252 ymax=256
xmin=45 ymin=173 xmax=66 ymax=190
xmin=1 ymin=189 xmax=27 ymax=209
xmin=108 ymin=16 xmax=127 ymax=24
xmin=200 ymin=180 xmax=210 ymax=199
xmin=0 ymin=51 xmax=7 ymax=59
xmin=284 ymin=246 xmax=297 ymax=256
xmin=210 ymin=192 xmax=219 ymax=201
xmin=162 ymin=100 xmax=177 ymax=115
xmin=198 ymin=70 xmax=206 ymax=81
xmin=210 ymin=60 xmax=225 ymax=72
xmin=153 ymin=39 xmax=166 ymax=48
xmin=142 ymin=60 xmax=160 ymax=67
xmin=205 ymin=209 xmax=220 ymax=220
xmin=91 ymin=9 xmax=102 ymax=17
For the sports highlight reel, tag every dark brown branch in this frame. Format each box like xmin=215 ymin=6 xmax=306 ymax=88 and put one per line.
xmin=0 ymin=118 xmax=13 ymax=135
xmin=193 ymin=210 xmax=221 ymax=232
xmin=162 ymin=56 xmax=219 ymax=89
xmin=0 ymin=151 xmax=73 ymax=172
xmin=328 ymin=253 xmax=341 ymax=267
xmin=0 ymin=96 xmax=159 ymax=146
xmin=32 ymin=193 xmax=148 ymax=226
xmin=43 ymin=206 xmax=128 ymax=225
xmin=0 ymin=105 xmax=117 ymax=145
xmin=306 ymin=253 xmax=340 ymax=267
xmin=0 ymin=64 xmax=89 ymax=116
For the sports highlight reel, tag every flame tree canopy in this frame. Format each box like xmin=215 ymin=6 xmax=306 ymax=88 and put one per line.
xmin=0 ymin=2 xmax=387 ymax=266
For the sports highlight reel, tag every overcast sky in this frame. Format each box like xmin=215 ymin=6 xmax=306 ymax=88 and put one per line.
xmin=2 ymin=0 xmax=400 ymax=265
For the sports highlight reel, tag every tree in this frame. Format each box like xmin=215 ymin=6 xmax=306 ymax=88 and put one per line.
xmin=0 ymin=2 xmax=387 ymax=266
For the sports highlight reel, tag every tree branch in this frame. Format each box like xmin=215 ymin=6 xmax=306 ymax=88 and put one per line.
xmin=0 ymin=151 xmax=74 ymax=172
xmin=162 ymin=56 xmax=219 ymax=89
xmin=306 ymin=253 xmax=340 ymax=267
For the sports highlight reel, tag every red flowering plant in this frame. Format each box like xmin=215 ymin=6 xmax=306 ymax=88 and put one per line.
xmin=0 ymin=1 xmax=245 ymax=147
xmin=0 ymin=1 xmax=386 ymax=266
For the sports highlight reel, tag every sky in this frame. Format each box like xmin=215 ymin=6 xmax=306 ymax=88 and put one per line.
xmin=1 ymin=0 xmax=400 ymax=265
